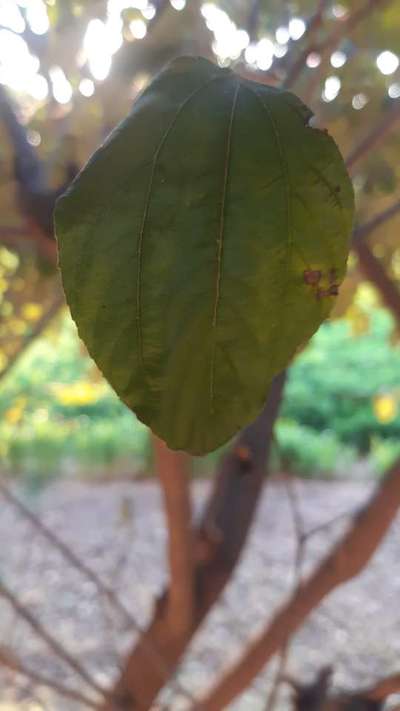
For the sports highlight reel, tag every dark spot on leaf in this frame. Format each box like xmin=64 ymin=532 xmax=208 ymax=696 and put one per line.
xmin=304 ymin=269 xmax=322 ymax=285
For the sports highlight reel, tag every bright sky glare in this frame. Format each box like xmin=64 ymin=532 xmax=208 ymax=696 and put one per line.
xmin=79 ymin=78 xmax=95 ymax=98
xmin=26 ymin=0 xmax=49 ymax=34
xmin=275 ymin=26 xmax=290 ymax=45
xmin=130 ymin=18 xmax=147 ymax=39
xmin=202 ymin=3 xmax=250 ymax=62
xmin=376 ymin=50 xmax=399 ymax=75
xmin=288 ymin=17 xmax=306 ymax=40
xmin=256 ymin=37 xmax=274 ymax=70
xmin=30 ymin=73 xmax=49 ymax=100
xmin=388 ymin=83 xmax=400 ymax=99
xmin=323 ymin=75 xmax=341 ymax=102
xmin=0 ymin=30 xmax=40 ymax=92
xmin=0 ymin=0 xmax=396 ymax=114
xmin=49 ymin=66 xmax=72 ymax=104
xmin=170 ymin=0 xmax=186 ymax=10
xmin=330 ymin=50 xmax=347 ymax=68
xmin=306 ymin=52 xmax=321 ymax=68
xmin=0 ymin=2 xmax=25 ymax=33
xmin=352 ymin=93 xmax=368 ymax=110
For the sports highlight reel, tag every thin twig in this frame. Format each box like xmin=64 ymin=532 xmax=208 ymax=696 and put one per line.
xmin=301 ymin=0 xmax=389 ymax=103
xmin=98 ymin=499 xmax=136 ymax=671
xmin=0 ymin=224 xmax=57 ymax=263
xmin=354 ymin=236 xmax=400 ymax=320
xmin=0 ymin=579 xmax=108 ymax=699
xmin=3 ymin=526 xmax=40 ymax=652
xmin=0 ymin=479 xmax=195 ymax=705
xmin=283 ymin=0 xmax=330 ymax=89
xmin=362 ymin=671 xmax=400 ymax=700
xmin=264 ymin=487 xmax=357 ymax=711
xmin=195 ymin=457 xmax=400 ymax=710
xmin=350 ymin=198 xmax=400 ymax=325
xmin=0 ymin=293 xmax=64 ymax=384
xmin=246 ymin=0 xmax=262 ymax=41
xmin=264 ymin=477 xmax=306 ymax=711
xmin=0 ymin=480 xmax=137 ymax=626
xmin=353 ymin=198 xmax=400 ymax=244
xmin=286 ymin=668 xmax=400 ymax=707
xmin=346 ymin=104 xmax=400 ymax=173
xmin=0 ymin=647 xmax=100 ymax=709
xmin=303 ymin=509 xmax=355 ymax=540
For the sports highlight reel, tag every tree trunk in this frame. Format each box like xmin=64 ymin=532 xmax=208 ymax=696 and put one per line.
xmin=103 ymin=372 xmax=286 ymax=711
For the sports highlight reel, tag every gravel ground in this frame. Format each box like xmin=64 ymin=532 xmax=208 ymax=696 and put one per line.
xmin=0 ymin=477 xmax=399 ymax=710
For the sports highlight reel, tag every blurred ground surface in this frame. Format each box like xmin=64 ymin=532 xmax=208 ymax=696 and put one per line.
xmin=0 ymin=478 xmax=399 ymax=710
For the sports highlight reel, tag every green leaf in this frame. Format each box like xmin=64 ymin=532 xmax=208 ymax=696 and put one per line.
xmin=55 ymin=56 xmax=354 ymax=455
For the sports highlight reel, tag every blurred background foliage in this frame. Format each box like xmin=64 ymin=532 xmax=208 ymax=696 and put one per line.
xmin=3 ymin=288 xmax=400 ymax=484
xmin=1 ymin=0 xmax=400 ymax=484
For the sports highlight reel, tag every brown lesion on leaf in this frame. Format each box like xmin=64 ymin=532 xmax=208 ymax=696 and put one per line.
xmin=303 ymin=269 xmax=322 ymax=286
xmin=304 ymin=267 xmax=340 ymax=300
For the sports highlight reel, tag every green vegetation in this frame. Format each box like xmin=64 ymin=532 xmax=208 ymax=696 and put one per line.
xmin=1 ymin=298 xmax=400 ymax=483
xmin=0 ymin=314 xmax=149 ymax=486
xmin=281 ymin=303 xmax=400 ymax=474
xmin=273 ymin=422 xmax=357 ymax=478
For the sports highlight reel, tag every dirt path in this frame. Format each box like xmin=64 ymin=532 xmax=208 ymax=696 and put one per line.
xmin=0 ymin=478 xmax=399 ymax=709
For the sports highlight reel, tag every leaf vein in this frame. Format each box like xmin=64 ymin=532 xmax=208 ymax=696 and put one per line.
xmin=244 ymin=84 xmax=293 ymax=372
xmin=136 ymin=73 xmax=221 ymax=369
xmin=209 ymin=81 xmax=240 ymax=413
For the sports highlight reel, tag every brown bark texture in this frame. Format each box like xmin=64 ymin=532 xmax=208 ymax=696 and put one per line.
xmin=102 ymin=373 xmax=286 ymax=711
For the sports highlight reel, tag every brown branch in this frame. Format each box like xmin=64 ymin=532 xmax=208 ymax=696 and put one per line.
xmin=353 ymin=238 xmax=400 ymax=321
xmin=346 ymin=104 xmax=400 ymax=173
xmin=0 ymin=579 xmax=108 ymax=699
xmin=362 ymin=672 xmax=400 ymax=701
xmin=153 ymin=436 xmax=194 ymax=635
xmin=344 ymin=197 xmax=400 ymax=326
xmin=0 ymin=480 xmax=134 ymax=626
xmin=267 ymin=201 xmax=400 ymax=711
xmin=242 ymin=0 xmax=330 ymax=89
xmin=264 ymin=477 xmax=306 ymax=711
xmin=246 ymin=0 xmax=262 ymax=41
xmin=0 ymin=84 xmax=75 ymax=251
xmin=0 ymin=480 xmax=194 ymax=705
xmin=0 ymin=226 xmax=30 ymax=239
xmin=285 ymin=666 xmax=333 ymax=710
xmin=353 ymin=198 xmax=400 ymax=242
xmin=0 ymin=291 xmax=64 ymax=384
xmin=103 ymin=372 xmax=287 ymax=711
xmin=265 ymin=193 xmax=400 ymax=711
xmin=266 ymin=486 xmax=359 ymax=711
xmin=0 ymin=647 xmax=100 ymax=709
xmin=196 ymin=458 xmax=400 ymax=710
xmin=0 ymin=223 xmax=57 ymax=264
xmin=300 ymin=0 xmax=388 ymax=103
xmin=287 ymin=668 xmax=400 ymax=708
xmin=283 ymin=0 xmax=330 ymax=89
